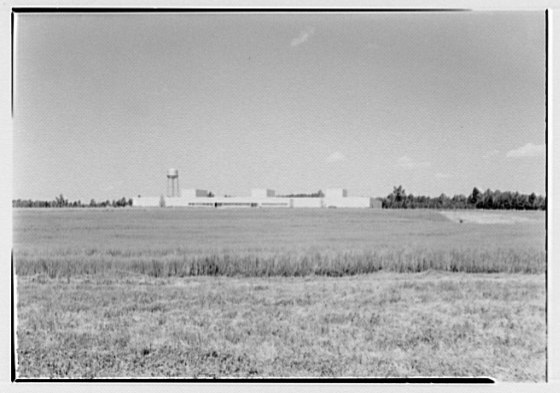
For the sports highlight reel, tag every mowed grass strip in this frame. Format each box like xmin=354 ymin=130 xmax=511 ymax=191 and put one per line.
xmin=16 ymin=272 xmax=545 ymax=380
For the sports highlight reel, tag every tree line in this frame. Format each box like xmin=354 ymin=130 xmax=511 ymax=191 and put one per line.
xmin=13 ymin=187 xmax=546 ymax=210
xmin=382 ymin=186 xmax=546 ymax=210
xmin=13 ymin=194 xmax=133 ymax=208
xmin=279 ymin=190 xmax=325 ymax=198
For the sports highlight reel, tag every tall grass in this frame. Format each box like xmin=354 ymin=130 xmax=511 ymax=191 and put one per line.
xmin=14 ymin=247 xmax=545 ymax=278
xmin=13 ymin=209 xmax=545 ymax=278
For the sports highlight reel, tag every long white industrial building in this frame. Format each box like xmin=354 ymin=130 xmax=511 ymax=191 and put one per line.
xmin=134 ymin=188 xmax=381 ymax=209
xmin=133 ymin=169 xmax=381 ymax=209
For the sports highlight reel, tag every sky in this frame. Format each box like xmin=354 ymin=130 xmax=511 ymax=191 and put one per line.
xmin=13 ymin=11 xmax=546 ymax=201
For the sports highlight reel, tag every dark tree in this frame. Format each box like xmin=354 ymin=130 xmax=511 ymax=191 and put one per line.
xmin=382 ymin=186 xmax=544 ymax=211
xmin=54 ymin=194 xmax=68 ymax=208
xmin=482 ymin=189 xmax=494 ymax=209
xmin=468 ymin=187 xmax=481 ymax=206
xmin=529 ymin=192 xmax=537 ymax=209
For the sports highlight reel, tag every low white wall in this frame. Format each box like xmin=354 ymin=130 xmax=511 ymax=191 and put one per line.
xmin=258 ymin=197 xmax=291 ymax=208
xmin=251 ymin=189 xmax=276 ymax=198
xmin=165 ymin=197 xmax=188 ymax=207
xmin=134 ymin=195 xmax=380 ymax=209
xmin=291 ymin=198 xmax=323 ymax=208
xmin=325 ymin=188 xmax=348 ymax=198
xmin=181 ymin=189 xmax=208 ymax=198
xmin=166 ymin=197 xmax=215 ymax=207
xmin=132 ymin=197 xmax=161 ymax=207
xmin=165 ymin=197 xmax=258 ymax=207
xmin=324 ymin=197 xmax=371 ymax=208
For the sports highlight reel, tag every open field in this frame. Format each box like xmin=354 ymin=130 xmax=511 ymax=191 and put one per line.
xmin=13 ymin=208 xmax=546 ymax=380
xmin=440 ymin=210 xmax=544 ymax=225
xmin=17 ymin=272 xmax=545 ymax=380
xmin=13 ymin=208 xmax=545 ymax=277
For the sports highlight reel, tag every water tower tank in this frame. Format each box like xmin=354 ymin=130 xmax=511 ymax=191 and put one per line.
xmin=166 ymin=168 xmax=180 ymax=198
xmin=167 ymin=168 xmax=179 ymax=178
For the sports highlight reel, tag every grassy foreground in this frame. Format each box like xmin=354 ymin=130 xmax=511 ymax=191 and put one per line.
xmin=16 ymin=272 xmax=545 ymax=380
xmin=14 ymin=208 xmax=546 ymax=380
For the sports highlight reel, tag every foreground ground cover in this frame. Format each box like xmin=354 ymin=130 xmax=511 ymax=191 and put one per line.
xmin=14 ymin=208 xmax=546 ymax=380
xmin=16 ymin=272 xmax=545 ymax=380
xmin=13 ymin=208 xmax=545 ymax=276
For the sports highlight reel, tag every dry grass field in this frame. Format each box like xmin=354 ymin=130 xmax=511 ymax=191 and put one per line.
xmin=14 ymin=208 xmax=545 ymax=277
xmin=13 ymin=208 xmax=546 ymax=380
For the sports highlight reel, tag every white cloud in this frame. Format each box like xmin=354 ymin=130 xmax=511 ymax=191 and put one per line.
xmin=397 ymin=155 xmax=431 ymax=169
xmin=435 ymin=172 xmax=452 ymax=179
xmin=291 ymin=27 xmax=315 ymax=47
xmin=506 ymin=143 xmax=544 ymax=158
xmin=326 ymin=151 xmax=347 ymax=163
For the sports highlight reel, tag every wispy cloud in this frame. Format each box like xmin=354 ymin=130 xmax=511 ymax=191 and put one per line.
xmin=435 ymin=172 xmax=452 ymax=179
xmin=326 ymin=151 xmax=347 ymax=163
xmin=483 ymin=149 xmax=500 ymax=159
xmin=506 ymin=143 xmax=544 ymax=158
xmin=291 ymin=27 xmax=315 ymax=47
xmin=397 ymin=156 xmax=431 ymax=169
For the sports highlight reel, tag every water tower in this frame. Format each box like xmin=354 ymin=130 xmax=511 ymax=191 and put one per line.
xmin=167 ymin=168 xmax=180 ymax=197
